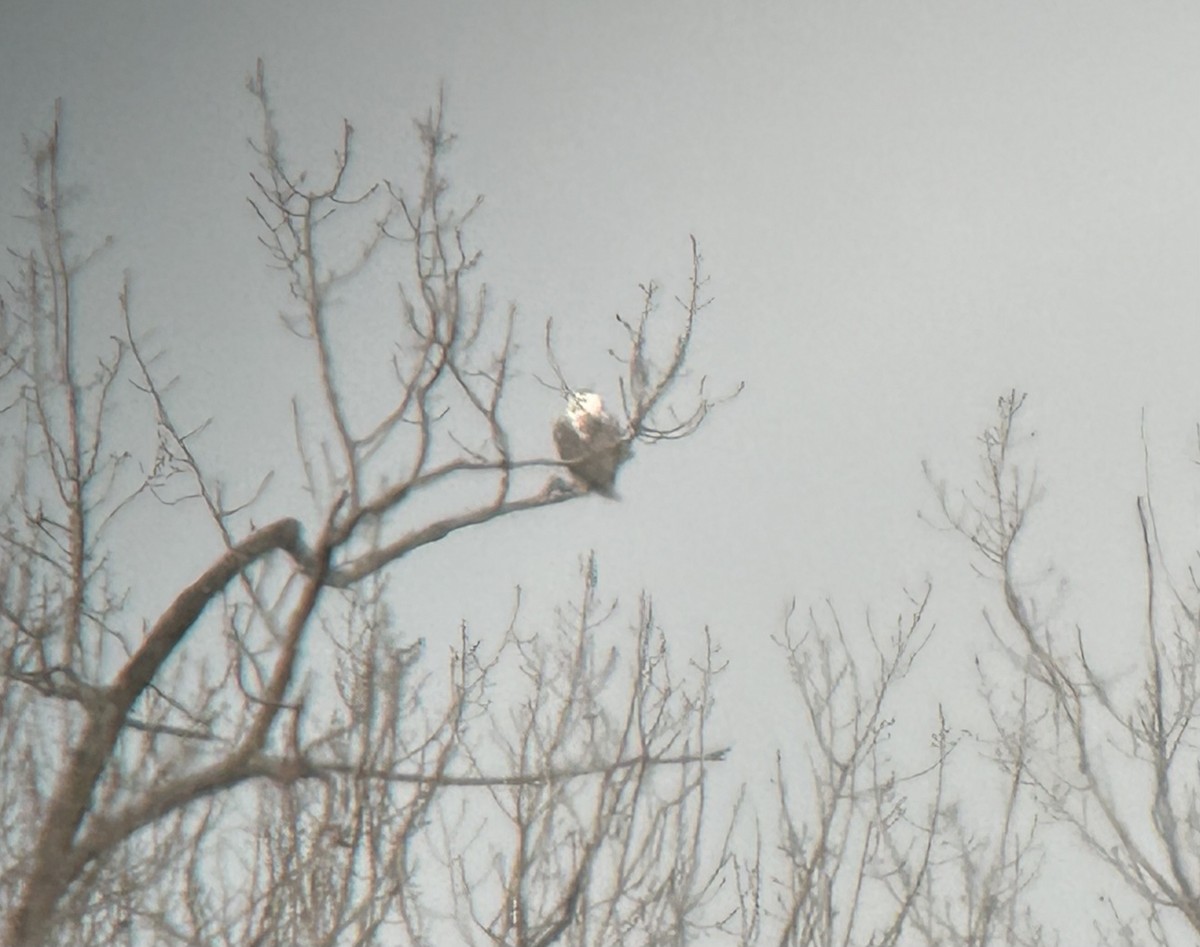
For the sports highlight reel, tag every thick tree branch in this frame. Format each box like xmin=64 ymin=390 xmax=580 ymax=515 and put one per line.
xmin=5 ymin=516 xmax=309 ymax=946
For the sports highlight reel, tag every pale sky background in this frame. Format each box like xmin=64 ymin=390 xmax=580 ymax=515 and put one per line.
xmin=3 ymin=0 xmax=1200 ymax=938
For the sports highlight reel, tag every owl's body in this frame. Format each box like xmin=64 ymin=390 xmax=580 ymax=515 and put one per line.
xmin=553 ymin=391 xmax=629 ymax=497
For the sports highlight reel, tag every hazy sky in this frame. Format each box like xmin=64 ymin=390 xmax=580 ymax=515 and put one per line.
xmin=4 ymin=1 xmax=1200 ymax=936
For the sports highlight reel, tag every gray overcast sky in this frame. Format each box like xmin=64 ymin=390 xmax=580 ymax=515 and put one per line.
xmin=3 ymin=1 xmax=1200 ymax=934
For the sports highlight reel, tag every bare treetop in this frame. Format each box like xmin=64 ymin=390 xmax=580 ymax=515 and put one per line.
xmin=0 ymin=66 xmax=737 ymax=946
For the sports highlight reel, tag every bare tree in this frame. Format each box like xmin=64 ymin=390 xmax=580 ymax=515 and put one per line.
xmin=749 ymin=590 xmax=947 ymax=947
xmin=927 ymin=390 xmax=1200 ymax=945
xmin=0 ymin=64 xmax=734 ymax=946
xmin=744 ymin=477 xmax=1051 ymax=947
xmin=902 ymin=738 xmax=1049 ymax=947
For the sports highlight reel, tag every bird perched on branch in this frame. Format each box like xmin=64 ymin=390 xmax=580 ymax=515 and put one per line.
xmin=553 ymin=390 xmax=630 ymax=497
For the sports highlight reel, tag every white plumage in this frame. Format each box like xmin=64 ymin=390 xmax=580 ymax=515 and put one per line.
xmin=553 ymin=390 xmax=629 ymax=497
